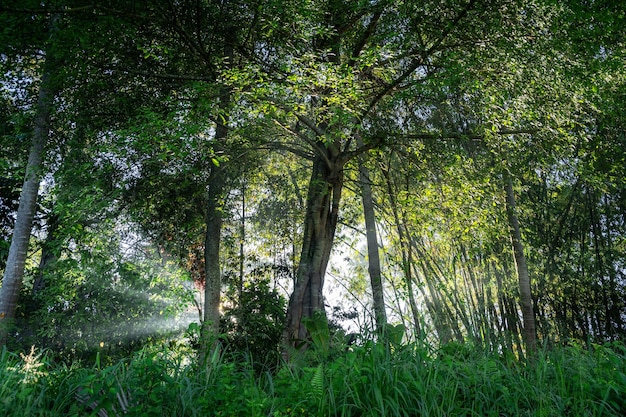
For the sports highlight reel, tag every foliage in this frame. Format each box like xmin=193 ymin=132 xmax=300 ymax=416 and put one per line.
xmin=2 ymin=0 xmax=626 ymax=379
xmin=1 ymin=342 xmax=625 ymax=416
xmin=9 ymin=218 xmax=196 ymax=360
xmin=220 ymin=277 xmax=286 ymax=372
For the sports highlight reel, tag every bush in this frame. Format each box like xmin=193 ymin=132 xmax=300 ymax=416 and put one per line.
xmin=220 ymin=279 xmax=286 ymax=373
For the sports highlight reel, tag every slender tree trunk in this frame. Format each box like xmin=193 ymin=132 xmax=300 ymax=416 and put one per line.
xmin=382 ymin=167 xmax=422 ymax=339
xmin=238 ymin=178 xmax=245 ymax=303
xmin=287 ymin=167 xmax=304 ymax=283
xmin=504 ymin=172 xmax=537 ymax=353
xmin=198 ymin=25 xmax=235 ymax=361
xmin=500 ymin=260 xmax=525 ymax=357
xmin=357 ymin=145 xmax=387 ymax=335
xmin=200 ymin=164 xmax=225 ymax=357
xmin=0 ymin=57 xmax=56 ymax=346
xmin=32 ymin=212 xmax=59 ymax=299
xmin=603 ymin=197 xmax=623 ymax=336
xmin=282 ymin=154 xmax=343 ymax=350
xmin=421 ymin=266 xmax=455 ymax=344
xmin=493 ymin=262 xmax=512 ymax=351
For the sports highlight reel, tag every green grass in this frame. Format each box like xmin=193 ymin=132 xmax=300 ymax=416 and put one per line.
xmin=1 ymin=341 xmax=625 ymax=416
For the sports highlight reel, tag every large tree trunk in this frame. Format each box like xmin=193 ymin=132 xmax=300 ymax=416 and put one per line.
xmin=0 ymin=62 xmax=56 ymax=347
xmin=358 ymin=157 xmax=387 ymax=335
xmin=504 ymin=172 xmax=537 ymax=353
xmin=282 ymin=154 xmax=343 ymax=350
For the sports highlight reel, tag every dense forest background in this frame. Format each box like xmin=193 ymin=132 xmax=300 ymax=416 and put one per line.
xmin=2 ymin=1 xmax=626 ymax=415
xmin=1 ymin=0 xmax=625 ymax=374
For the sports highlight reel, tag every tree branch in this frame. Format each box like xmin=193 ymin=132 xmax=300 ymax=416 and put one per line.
xmin=402 ymin=128 xmax=540 ymax=141
xmin=339 ymin=132 xmax=384 ymax=166
xmin=272 ymin=120 xmax=323 ymax=161
xmin=348 ymin=5 xmax=384 ymax=67
xmin=260 ymin=142 xmax=314 ymax=161
xmin=0 ymin=5 xmax=94 ymax=13
xmin=364 ymin=0 xmax=478 ymax=116
xmin=107 ymin=65 xmax=215 ymax=82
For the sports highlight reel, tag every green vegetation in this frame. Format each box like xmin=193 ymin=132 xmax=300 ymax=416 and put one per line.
xmin=1 ymin=341 xmax=625 ymax=416
xmin=1 ymin=1 xmax=626 ymax=414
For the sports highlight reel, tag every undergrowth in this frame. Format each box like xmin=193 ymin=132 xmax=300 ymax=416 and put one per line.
xmin=1 ymin=341 xmax=625 ymax=416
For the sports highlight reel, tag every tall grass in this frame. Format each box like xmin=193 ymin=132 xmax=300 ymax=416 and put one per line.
xmin=1 ymin=341 xmax=624 ymax=416
xmin=321 ymin=341 xmax=626 ymax=416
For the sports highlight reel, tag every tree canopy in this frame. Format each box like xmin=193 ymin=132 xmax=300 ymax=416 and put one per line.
xmin=1 ymin=0 xmax=625 ymax=360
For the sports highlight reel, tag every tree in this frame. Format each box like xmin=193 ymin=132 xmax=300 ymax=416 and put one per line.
xmin=230 ymin=0 xmax=523 ymax=351
xmin=3 ymin=0 xmax=624 ymax=358
xmin=0 ymin=13 xmax=60 ymax=345
xmin=503 ymin=170 xmax=536 ymax=352
xmin=0 ymin=96 xmax=28 ymax=271
xmin=357 ymin=143 xmax=387 ymax=335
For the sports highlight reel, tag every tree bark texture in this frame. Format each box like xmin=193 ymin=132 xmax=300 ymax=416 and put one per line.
xmin=200 ymin=118 xmax=229 ymax=361
xmin=202 ymin=165 xmax=225 ymax=340
xmin=0 ymin=62 xmax=55 ymax=346
xmin=199 ymin=30 xmax=232 ymax=360
xmin=504 ymin=172 xmax=537 ymax=353
xmin=282 ymin=154 xmax=343 ymax=349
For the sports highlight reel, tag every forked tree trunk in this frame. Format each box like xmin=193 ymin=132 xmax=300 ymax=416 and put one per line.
xmin=0 ymin=58 xmax=56 ymax=347
xmin=282 ymin=154 xmax=343 ymax=350
xmin=504 ymin=172 xmax=537 ymax=353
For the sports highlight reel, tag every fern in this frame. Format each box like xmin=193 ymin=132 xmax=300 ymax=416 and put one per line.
xmin=310 ymin=364 xmax=324 ymax=400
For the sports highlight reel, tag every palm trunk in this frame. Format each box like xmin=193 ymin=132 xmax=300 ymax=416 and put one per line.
xmin=0 ymin=57 xmax=56 ymax=346
xmin=504 ymin=172 xmax=537 ymax=353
